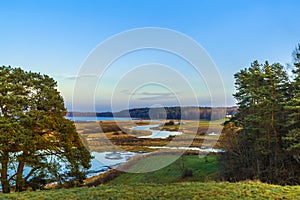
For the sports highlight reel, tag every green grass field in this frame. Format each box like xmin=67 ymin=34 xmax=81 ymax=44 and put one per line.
xmin=1 ymin=181 xmax=299 ymax=200
xmin=109 ymin=155 xmax=218 ymax=184
xmin=2 ymin=155 xmax=299 ymax=199
xmin=1 ymin=155 xmax=299 ymax=199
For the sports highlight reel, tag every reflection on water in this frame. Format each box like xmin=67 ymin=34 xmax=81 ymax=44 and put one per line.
xmin=87 ymin=151 xmax=141 ymax=177
xmin=147 ymin=146 xmax=224 ymax=153
xmin=105 ymin=152 xmax=123 ymax=160
xmin=132 ymin=124 xmax=182 ymax=139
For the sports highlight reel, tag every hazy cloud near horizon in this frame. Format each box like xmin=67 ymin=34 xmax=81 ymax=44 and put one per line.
xmin=54 ymin=74 xmax=99 ymax=80
xmin=133 ymin=91 xmax=177 ymax=101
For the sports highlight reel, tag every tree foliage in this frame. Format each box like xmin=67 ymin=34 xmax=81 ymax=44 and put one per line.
xmin=284 ymin=44 xmax=300 ymax=164
xmin=0 ymin=66 xmax=91 ymax=193
xmin=219 ymin=45 xmax=300 ymax=185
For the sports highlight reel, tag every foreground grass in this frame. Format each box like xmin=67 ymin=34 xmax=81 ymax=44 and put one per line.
xmin=1 ymin=181 xmax=300 ymax=200
xmin=83 ymin=155 xmax=217 ymax=187
xmin=109 ymin=155 xmax=218 ymax=184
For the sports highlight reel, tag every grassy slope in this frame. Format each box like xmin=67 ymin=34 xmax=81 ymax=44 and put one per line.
xmin=109 ymin=155 xmax=218 ymax=184
xmin=1 ymin=182 xmax=300 ymax=200
xmin=3 ymin=155 xmax=298 ymax=199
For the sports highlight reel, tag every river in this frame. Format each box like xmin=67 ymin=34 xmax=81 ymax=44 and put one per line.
xmin=3 ymin=117 xmax=222 ymax=187
xmin=131 ymin=124 xmax=183 ymax=138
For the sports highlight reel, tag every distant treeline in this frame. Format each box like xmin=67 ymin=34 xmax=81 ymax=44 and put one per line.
xmin=67 ymin=106 xmax=238 ymax=120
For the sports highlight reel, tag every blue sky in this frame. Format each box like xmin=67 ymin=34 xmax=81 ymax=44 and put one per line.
xmin=1 ymin=0 xmax=299 ymax=111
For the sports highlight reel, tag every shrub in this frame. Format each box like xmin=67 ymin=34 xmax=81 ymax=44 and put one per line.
xmin=182 ymin=168 xmax=193 ymax=178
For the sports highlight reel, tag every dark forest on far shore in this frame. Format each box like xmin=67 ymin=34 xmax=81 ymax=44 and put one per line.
xmin=67 ymin=106 xmax=238 ymax=120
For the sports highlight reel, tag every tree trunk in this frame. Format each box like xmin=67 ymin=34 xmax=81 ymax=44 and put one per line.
xmin=1 ymin=152 xmax=10 ymax=193
xmin=15 ymin=153 xmax=26 ymax=192
xmin=15 ymin=161 xmax=25 ymax=192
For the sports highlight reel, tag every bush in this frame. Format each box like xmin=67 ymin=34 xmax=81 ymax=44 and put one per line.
xmin=164 ymin=120 xmax=175 ymax=126
xmin=182 ymin=168 xmax=193 ymax=178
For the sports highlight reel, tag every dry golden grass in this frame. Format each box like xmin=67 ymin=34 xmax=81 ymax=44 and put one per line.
xmin=75 ymin=120 xmax=224 ymax=152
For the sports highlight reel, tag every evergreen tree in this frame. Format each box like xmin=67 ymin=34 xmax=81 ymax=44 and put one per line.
xmin=220 ymin=61 xmax=293 ymax=184
xmin=0 ymin=66 xmax=91 ymax=193
xmin=284 ymin=44 xmax=300 ymax=164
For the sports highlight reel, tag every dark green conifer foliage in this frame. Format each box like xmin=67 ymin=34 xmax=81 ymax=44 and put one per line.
xmin=284 ymin=44 xmax=300 ymax=165
xmin=0 ymin=66 xmax=91 ymax=193
xmin=220 ymin=57 xmax=300 ymax=184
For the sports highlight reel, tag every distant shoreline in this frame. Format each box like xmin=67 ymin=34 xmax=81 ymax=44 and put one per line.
xmin=67 ymin=106 xmax=238 ymax=120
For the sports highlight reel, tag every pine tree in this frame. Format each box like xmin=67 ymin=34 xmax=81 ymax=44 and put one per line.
xmin=221 ymin=61 xmax=291 ymax=183
xmin=284 ymin=44 xmax=300 ymax=164
xmin=0 ymin=66 xmax=91 ymax=193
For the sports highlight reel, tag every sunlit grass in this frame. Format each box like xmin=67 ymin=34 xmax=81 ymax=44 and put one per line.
xmin=2 ymin=181 xmax=299 ymax=200
xmin=109 ymin=155 xmax=218 ymax=184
